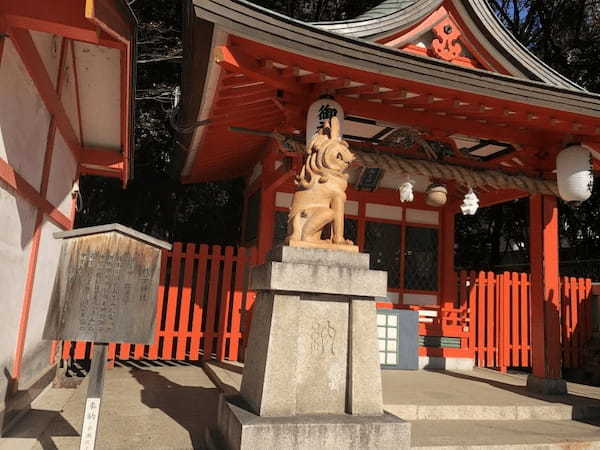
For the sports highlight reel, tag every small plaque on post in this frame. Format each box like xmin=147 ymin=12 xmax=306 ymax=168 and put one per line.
xmin=43 ymin=223 xmax=171 ymax=344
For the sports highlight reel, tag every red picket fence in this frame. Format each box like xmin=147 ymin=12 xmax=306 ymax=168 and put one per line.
xmin=462 ymin=271 xmax=531 ymax=371
xmin=61 ymin=245 xmax=593 ymax=372
xmin=61 ymin=243 xmax=257 ymax=364
xmin=561 ymin=276 xmax=593 ymax=369
xmin=460 ymin=271 xmax=592 ymax=372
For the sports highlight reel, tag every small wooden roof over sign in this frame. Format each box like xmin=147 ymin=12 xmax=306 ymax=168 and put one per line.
xmin=54 ymin=224 xmax=172 ymax=250
xmin=180 ymin=0 xmax=600 ymax=185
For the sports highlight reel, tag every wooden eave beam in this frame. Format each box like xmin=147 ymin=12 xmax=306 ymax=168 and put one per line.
xmin=3 ymin=0 xmax=123 ymax=49
xmin=337 ymin=96 xmax=542 ymax=148
xmin=214 ymin=45 xmax=305 ymax=95
xmin=10 ymin=27 xmax=81 ymax=161
xmin=80 ymin=147 xmax=124 ymax=170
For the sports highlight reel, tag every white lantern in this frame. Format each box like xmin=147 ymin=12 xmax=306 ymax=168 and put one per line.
xmin=306 ymin=98 xmax=344 ymax=144
xmin=556 ymin=145 xmax=594 ymax=203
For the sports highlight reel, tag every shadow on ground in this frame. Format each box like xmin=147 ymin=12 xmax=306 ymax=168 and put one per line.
xmin=129 ymin=367 xmax=219 ymax=448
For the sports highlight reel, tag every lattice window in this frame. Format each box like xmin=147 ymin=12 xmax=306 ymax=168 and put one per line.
xmin=404 ymin=226 xmax=438 ymax=291
xmin=365 ymin=222 xmax=401 ymax=289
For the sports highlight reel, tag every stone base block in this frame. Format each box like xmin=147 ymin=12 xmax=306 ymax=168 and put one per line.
xmin=418 ymin=356 xmax=475 ymax=371
xmin=214 ymin=395 xmax=411 ymax=450
xmin=527 ymin=375 xmax=568 ymax=395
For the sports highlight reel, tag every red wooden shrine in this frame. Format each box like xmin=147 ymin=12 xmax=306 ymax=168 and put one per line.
xmin=174 ymin=0 xmax=600 ymax=383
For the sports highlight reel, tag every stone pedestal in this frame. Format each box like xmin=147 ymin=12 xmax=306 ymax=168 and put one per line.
xmin=214 ymin=246 xmax=411 ymax=449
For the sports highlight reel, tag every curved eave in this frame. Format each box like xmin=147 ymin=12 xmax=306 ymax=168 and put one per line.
xmin=313 ymin=0 xmax=582 ymax=91
xmin=192 ymin=0 xmax=600 ymax=118
xmin=311 ymin=0 xmax=439 ymax=40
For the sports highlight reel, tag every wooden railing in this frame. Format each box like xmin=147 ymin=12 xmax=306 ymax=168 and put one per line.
xmin=61 ymin=244 xmax=593 ymax=371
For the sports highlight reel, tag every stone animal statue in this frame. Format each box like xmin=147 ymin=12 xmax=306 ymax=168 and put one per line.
xmin=286 ymin=117 xmax=356 ymax=248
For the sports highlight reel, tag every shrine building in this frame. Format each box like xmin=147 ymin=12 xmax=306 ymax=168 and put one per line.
xmin=0 ymin=0 xmax=135 ymax=427
xmin=181 ymin=0 xmax=600 ymax=387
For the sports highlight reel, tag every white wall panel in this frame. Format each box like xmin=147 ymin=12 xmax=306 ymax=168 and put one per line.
xmin=0 ymin=187 xmax=36 ymax=409
xmin=30 ymin=32 xmax=62 ymax=90
xmin=21 ymin=219 xmax=63 ymax=389
xmin=46 ymin=131 xmax=77 ymax=216
xmin=0 ymin=40 xmax=50 ymax=190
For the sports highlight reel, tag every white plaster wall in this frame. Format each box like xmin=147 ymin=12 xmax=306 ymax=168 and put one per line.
xmin=0 ymin=40 xmax=50 ymax=191
xmin=60 ymin=41 xmax=82 ymax=143
xmin=20 ymin=219 xmax=64 ymax=391
xmin=74 ymin=41 xmax=121 ymax=148
xmin=46 ymin=131 xmax=76 ymax=216
xmin=30 ymin=32 xmax=62 ymax=90
xmin=0 ymin=187 xmax=36 ymax=409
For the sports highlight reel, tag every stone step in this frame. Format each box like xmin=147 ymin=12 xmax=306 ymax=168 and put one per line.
xmin=386 ymin=403 xmax=600 ymax=421
xmin=411 ymin=419 xmax=600 ymax=449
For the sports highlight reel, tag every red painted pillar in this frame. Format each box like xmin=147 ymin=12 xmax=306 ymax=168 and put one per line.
xmin=441 ymin=206 xmax=457 ymax=309
xmin=528 ymin=194 xmax=565 ymax=393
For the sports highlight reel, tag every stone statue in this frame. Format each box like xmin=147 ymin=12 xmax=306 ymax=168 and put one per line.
xmin=286 ymin=117 xmax=358 ymax=251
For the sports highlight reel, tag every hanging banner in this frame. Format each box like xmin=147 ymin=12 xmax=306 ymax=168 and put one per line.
xmin=306 ymin=98 xmax=344 ymax=144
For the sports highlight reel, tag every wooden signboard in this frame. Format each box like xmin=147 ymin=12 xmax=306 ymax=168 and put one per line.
xmin=43 ymin=224 xmax=171 ymax=344
xmin=42 ymin=224 xmax=171 ymax=450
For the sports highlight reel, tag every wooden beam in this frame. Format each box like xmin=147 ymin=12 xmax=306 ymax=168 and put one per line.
xmin=9 ymin=27 xmax=81 ymax=160
xmin=214 ymin=45 xmax=305 ymax=95
xmin=80 ymin=147 xmax=124 ymax=170
xmin=3 ymin=0 xmax=122 ymax=48
xmin=0 ymin=157 xmax=71 ymax=230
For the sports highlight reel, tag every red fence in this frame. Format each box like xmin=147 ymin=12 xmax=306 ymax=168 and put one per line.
xmin=62 ymin=243 xmax=257 ymax=364
xmin=460 ymin=271 xmax=592 ymax=371
xmin=61 ymin=245 xmax=593 ymax=371
xmin=561 ymin=276 xmax=593 ymax=369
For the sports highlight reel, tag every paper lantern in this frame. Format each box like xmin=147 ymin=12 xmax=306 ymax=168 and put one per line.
xmin=306 ymin=98 xmax=344 ymax=144
xmin=556 ymin=145 xmax=593 ymax=203
xmin=425 ymin=184 xmax=448 ymax=207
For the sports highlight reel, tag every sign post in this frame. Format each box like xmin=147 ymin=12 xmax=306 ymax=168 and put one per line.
xmin=43 ymin=224 xmax=171 ymax=450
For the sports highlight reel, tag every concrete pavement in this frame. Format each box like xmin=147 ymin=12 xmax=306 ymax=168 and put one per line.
xmin=2 ymin=362 xmax=600 ymax=449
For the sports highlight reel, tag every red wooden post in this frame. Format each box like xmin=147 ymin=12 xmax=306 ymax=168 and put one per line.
xmin=477 ymin=271 xmax=485 ymax=367
xmin=486 ymin=272 xmax=495 ymax=367
xmin=528 ymin=194 xmax=563 ymax=389
xmin=500 ymin=272 xmax=510 ymax=372
xmin=441 ymin=208 xmax=456 ymax=309
xmin=467 ymin=271 xmax=477 ymax=354
xmin=510 ymin=272 xmax=519 ymax=366
xmin=216 ymin=246 xmax=235 ymax=361
xmin=570 ymin=277 xmax=579 ymax=367
xmin=229 ymin=247 xmax=247 ymax=361
xmin=189 ymin=245 xmax=209 ymax=360
xmin=162 ymin=243 xmax=183 ymax=360
xmin=520 ymin=273 xmax=529 ymax=367
xmin=175 ymin=244 xmax=197 ymax=360
xmin=203 ymin=245 xmax=222 ymax=359
xmin=148 ymin=251 xmax=168 ymax=360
